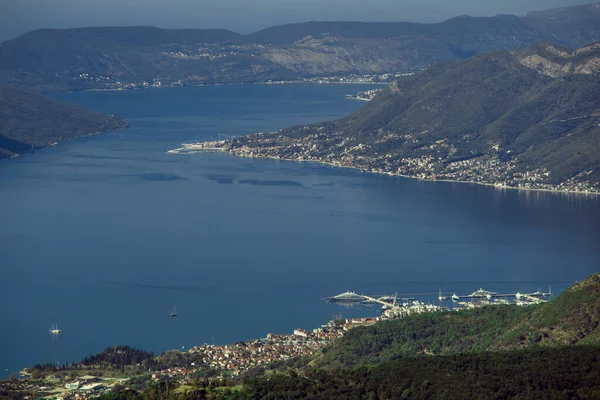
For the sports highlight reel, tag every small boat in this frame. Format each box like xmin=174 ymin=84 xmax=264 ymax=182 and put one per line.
xmin=49 ymin=323 xmax=62 ymax=335
xmin=170 ymin=306 xmax=178 ymax=318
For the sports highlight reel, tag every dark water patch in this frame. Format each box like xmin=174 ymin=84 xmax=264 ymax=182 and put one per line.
xmin=339 ymin=182 xmax=387 ymax=190
xmin=416 ymin=238 xmax=487 ymax=244
xmin=72 ymin=154 xmax=182 ymax=164
xmin=416 ymin=237 xmax=530 ymax=246
xmin=101 ymin=279 xmax=214 ymax=293
xmin=71 ymin=154 xmax=131 ymax=161
xmin=201 ymin=162 xmax=261 ymax=173
xmin=222 ymin=117 xmax=264 ymax=121
xmin=118 ymin=172 xmax=188 ymax=181
xmin=36 ymin=273 xmax=214 ymax=293
xmin=281 ymin=195 xmax=326 ymax=200
xmin=241 ymin=163 xmax=264 ymax=172
xmin=239 ymin=179 xmax=303 ymax=187
xmin=327 ymin=210 xmax=445 ymax=227
xmin=52 ymin=162 xmax=111 ymax=168
xmin=204 ymin=175 xmax=236 ymax=184
xmin=312 ymin=183 xmax=336 ymax=187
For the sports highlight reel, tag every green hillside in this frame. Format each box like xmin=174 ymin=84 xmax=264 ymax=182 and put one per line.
xmin=4 ymin=273 xmax=599 ymax=399
xmin=89 ymin=273 xmax=600 ymax=398
xmin=226 ymin=41 xmax=600 ymax=193
xmin=310 ymin=273 xmax=600 ymax=369
xmin=240 ymin=347 xmax=600 ymax=400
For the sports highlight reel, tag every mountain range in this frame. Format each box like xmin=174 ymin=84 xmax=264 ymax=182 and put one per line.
xmin=0 ymin=3 xmax=599 ymax=92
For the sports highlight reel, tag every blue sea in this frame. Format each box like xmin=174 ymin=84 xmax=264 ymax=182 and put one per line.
xmin=1 ymin=84 xmax=599 ymax=378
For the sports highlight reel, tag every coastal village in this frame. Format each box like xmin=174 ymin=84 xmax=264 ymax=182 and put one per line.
xmin=1 ymin=286 xmax=553 ymax=399
xmin=346 ymin=88 xmax=384 ymax=101
xmin=75 ymin=71 xmax=402 ymax=91
xmin=169 ymin=132 xmax=599 ymax=194
xmin=1 ymin=317 xmax=377 ymax=400
xmin=158 ymin=317 xmax=376 ymax=379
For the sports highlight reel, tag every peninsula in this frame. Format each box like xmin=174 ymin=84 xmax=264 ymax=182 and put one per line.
xmin=170 ymin=41 xmax=600 ymax=194
xmin=0 ymin=84 xmax=128 ymax=159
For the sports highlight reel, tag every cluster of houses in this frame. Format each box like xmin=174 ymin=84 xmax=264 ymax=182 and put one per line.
xmin=15 ymin=317 xmax=380 ymax=398
xmin=151 ymin=317 xmax=379 ymax=379
xmin=152 ymin=367 xmax=191 ymax=382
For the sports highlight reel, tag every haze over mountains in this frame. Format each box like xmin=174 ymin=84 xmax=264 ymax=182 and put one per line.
xmin=1 ymin=0 xmax=594 ymax=41
xmin=0 ymin=3 xmax=599 ymax=93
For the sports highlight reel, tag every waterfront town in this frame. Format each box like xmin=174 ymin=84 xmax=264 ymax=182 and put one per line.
xmin=1 ymin=317 xmax=377 ymax=400
xmin=346 ymin=88 xmax=384 ymax=101
xmin=169 ymin=131 xmax=600 ymax=194
xmin=1 ymin=287 xmax=552 ymax=399
xmin=161 ymin=317 xmax=377 ymax=378
xmin=76 ymin=72 xmax=402 ymax=91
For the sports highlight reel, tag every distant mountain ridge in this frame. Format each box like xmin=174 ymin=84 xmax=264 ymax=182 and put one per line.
xmin=216 ymin=41 xmax=600 ymax=193
xmin=0 ymin=85 xmax=128 ymax=159
xmin=1 ymin=3 xmax=599 ymax=92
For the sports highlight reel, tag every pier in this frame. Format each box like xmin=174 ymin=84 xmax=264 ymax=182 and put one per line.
xmin=324 ymin=287 xmax=552 ymax=319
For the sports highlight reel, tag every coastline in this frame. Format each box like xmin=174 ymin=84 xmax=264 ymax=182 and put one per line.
xmin=169 ymin=144 xmax=600 ymax=196
xmin=0 ymin=124 xmax=129 ymax=163
xmin=73 ymin=80 xmax=390 ymax=94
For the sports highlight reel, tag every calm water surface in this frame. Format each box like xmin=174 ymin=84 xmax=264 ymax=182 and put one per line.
xmin=1 ymin=84 xmax=599 ymax=377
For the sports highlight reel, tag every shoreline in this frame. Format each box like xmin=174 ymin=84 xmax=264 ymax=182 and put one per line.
xmin=170 ymin=145 xmax=599 ymax=196
xmin=60 ymin=80 xmax=390 ymax=94
xmin=0 ymin=124 xmax=129 ymax=163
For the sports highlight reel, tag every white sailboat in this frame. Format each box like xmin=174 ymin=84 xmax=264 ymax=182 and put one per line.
xmin=49 ymin=323 xmax=62 ymax=336
xmin=170 ymin=306 xmax=178 ymax=318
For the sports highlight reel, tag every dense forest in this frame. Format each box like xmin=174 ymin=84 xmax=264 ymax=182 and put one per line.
xmin=80 ymin=346 xmax=156 ymax=367
xmin=96 ymin=346 xmax=600 ymax=399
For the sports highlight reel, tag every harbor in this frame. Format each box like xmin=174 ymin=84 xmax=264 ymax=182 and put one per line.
xmin=324 ymin=287 xmax=552 ymax=319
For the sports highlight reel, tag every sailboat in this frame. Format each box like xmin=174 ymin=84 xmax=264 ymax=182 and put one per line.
xmin=170 ymin=306 xmax=178 ymax=318
xmin=49 ymin=323 xmax=62 ymax=336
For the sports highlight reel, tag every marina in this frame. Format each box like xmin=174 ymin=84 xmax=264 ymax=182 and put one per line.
xmin=324 ymin=287 xmax=552 ymax=319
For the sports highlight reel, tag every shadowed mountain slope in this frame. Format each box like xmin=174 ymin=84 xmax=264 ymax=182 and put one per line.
xmin=0 ymin=84 xmax=128 ymax=159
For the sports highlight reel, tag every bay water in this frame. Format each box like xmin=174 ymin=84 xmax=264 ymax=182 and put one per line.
xmin=1 ymin=84 xmax=599 ymax=377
